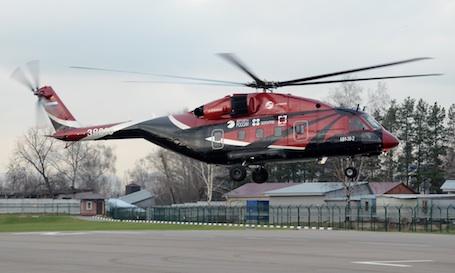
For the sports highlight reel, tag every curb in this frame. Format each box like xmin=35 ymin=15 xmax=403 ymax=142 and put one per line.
xmin=91 ymin=216 xmax=335 ymax=230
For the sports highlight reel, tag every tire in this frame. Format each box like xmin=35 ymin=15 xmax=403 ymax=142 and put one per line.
xmin=229 ymin=165 xmax=247 ymax=181
xmin=252 ymin=167 xmax=268 ymax=184
xmin=344 ymin=167 xmax=358 ymax=178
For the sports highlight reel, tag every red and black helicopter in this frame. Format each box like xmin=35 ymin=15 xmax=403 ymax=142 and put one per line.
xmin=12 ymin=55 xmax=440 ymax=183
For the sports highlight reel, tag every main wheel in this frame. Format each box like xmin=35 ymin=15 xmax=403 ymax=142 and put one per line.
xmin=252 ymin=167 xmax=268 ymax=184
xmin=229 ymin=165 xmax=247 ymax=182
xmin=344 ymin=167 xmax=358 ymax=178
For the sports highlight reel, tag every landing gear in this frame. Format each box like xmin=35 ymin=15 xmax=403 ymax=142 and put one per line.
xmin=229 ymin=165 xmax=247 ymax=182
xmin=344 ymin=166 xmax=358 ymax=178
xmin=252 ymin=167 xmax=268 ymax=184
xmin=344 ymin=157 xmax=358 ymax=179
xmin=229 ymin=164 xmax=269 ymax=183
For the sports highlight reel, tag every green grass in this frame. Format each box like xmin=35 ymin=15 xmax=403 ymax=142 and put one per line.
xmin=0 ymin=215 xmax=245 ymax=233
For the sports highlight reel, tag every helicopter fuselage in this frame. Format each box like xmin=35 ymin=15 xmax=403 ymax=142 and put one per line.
xmin=51 ymin=91 xmax=398 ymax=170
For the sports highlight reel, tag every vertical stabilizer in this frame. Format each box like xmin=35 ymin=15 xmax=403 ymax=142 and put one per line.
xmin=36 ymin=86 xmax=80 ymax=131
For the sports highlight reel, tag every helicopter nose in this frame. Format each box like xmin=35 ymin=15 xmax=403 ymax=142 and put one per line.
xmin=382 ymin=129 xmax=399 ymax=150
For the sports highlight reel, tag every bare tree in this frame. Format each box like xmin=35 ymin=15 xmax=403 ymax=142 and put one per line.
xmin=77 ymin=143 xmax=117 ymax=193
xmin=13 ymin=128 xmax=59 ymax=196
xmin=53 ymin=141 xmax=89 ymax=189
xmin=324 ymin=79 xmax=392 ymax=203
xmin=325 ymin=75 xmax=363 ymax=108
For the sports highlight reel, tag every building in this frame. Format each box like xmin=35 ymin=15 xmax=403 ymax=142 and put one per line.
xmin=223 ymin=183 xmax=298 ymax=206
xmin=79 ymin=193 xmax=105 ymax=216
xmin=118 ymin=189 xmax=155 ymax=208
xmin=441 ymin=180 xmax=455 ymax=194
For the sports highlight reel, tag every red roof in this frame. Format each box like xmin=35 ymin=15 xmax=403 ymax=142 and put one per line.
xmin=224 ymin=183 xmax=299 ymax=198
xmin=368 ymin=182 xmax=413 ymax=194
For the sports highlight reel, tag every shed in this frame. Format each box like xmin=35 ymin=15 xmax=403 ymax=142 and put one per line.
xmin=223 ymin=183 xmax=298 ymax=206
xmin=79 ymin=193 xmax=105 ymax=216
xmin=119 ymin=190 xmax=155 ymax=208
xmin=441 ymin=180 xmax=455 ymax=194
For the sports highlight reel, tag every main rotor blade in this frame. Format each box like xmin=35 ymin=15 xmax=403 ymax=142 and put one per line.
xmin=70 ymin=66 xmax=244 ymax=86
xmin=284 ymin=73 xmax=443 ymax=86
xmin=278 ymin=57 xmax=433 ymax=86
xmin=26 ymin=60 xmax=40 ymax=89
xmin=11 ymin=66 xmax=34 ymax=91
xmin=124 ymin=80 xmax=244 ymax=87
xmin=217 ymin=53 xmax=265 ymax=86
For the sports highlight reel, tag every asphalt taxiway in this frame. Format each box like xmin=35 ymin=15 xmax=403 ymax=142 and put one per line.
xmin=1 ymin=229 xmax=453 ymax=273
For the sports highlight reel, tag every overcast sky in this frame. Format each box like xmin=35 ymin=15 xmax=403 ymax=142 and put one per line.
xmin=1 ymin=0 xmax=453 ymax=179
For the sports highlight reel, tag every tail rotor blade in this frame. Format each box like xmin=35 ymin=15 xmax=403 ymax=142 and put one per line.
xmin=26 ymin=60 xmax=40 ymax=89
xmin=11 ymin=66 xmax=34 ymax=91
xmin=35 ymin=97 xmax=48 ymax=128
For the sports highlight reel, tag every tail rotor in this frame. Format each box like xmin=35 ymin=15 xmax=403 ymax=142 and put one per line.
xmin=11 ymin=60 xmax=47 ymax=128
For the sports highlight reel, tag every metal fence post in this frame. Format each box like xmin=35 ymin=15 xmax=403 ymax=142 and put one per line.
xmin=447 ymin=205 xmax=454 ymax=234
xmin=397 ymin=205 xmax=403 ymax=231
xmin=306 ymin=205 xmax=312 ymax=228
xmin=383 ymin=205 xmax=388 ymax=231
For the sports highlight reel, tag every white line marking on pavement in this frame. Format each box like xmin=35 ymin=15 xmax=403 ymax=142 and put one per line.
xmin=350 ymin=241 xmax=431 ymax=248
xmin=352 ymin=260 xmax=434 ymax=267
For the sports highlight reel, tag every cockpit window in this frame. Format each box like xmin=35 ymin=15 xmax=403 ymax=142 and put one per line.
xmin=362 ymin=114 xmax=382 ymax=130
xmin=349 ymin=117 xmax=368 ymax=131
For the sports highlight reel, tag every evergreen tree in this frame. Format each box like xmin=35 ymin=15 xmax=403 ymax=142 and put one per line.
xmin=444 ymin=104 xmax=455 ymax=178
xmin=412 ymin=99 xmax=430 ymax=191
xmin=378 ymin=99 xmax=400 ymax=181
xmin=425 ymin=102 xmax=446 ymax=193
xmin=396 ymin=97 xmax=416 ymax=187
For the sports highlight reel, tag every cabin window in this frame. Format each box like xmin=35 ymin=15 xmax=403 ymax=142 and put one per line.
xmin=238 ymin=130 xmax=246 ymax=140
xmin=256 ymin=128 xmax=264 ymax=139
xmin=211 ymin=129 xmax=224 ymax=150
xmin=365 ymin=201 xmax=369 ymax=211
xmin=349 ymin=117 xmax=368 ymax=131
xmin=295 ymin=124 xmax=305 ymax=135
xmin=293 ymin=120 xmax=309 ymax=141
xmin=274 ymin=127 xmax=282 ymax=137
xmin=214 ymin=131 xmax=222 ymax=141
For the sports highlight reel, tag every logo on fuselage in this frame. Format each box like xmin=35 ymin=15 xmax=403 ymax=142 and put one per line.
xmin=278 ymin=115 xmax=287 ymax=126
xmin=236 ymin=119 xmax=250 ymax=128
xmin=227 ymin=120 xmax=235 ymax=129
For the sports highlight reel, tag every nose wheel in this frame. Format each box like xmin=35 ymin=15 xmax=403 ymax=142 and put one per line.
xmin=344 ymin=166 xmax=358 ymax=178
xmin=229 ymin=165 xmax=269 ymax=183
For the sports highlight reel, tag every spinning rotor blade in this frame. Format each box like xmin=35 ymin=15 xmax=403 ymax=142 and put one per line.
xmin=26 ymin=60 xmax=40 ymax=89
xmin=278 ymin=57 xmax=433 ymax=86
xmin=217 ymin=53 xmax=264 ymax=87
xmin=70 ymin=66 xmax=245 ymax=86
xmin=35 ymin=97 xmax=48 ymax=128
xmin=11 ymin=66 xmax=34 ymax=91
xmin=11 ymin=60 xmax=41 ymax=91
xmin=285 ymin=73 xmax=443 ymax=86
xmin=124 ymin=80 xmax=243 ymax=86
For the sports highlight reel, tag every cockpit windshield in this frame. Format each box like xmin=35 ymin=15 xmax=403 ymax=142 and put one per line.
xmin=362 ymin=114 xmax=382 ymax=130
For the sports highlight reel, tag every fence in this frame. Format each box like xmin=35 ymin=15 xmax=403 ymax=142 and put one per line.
xmin=108 ymin=204 xmax=455 ymax=233
xmin=0 ymin=199 xmax=81 ymax=215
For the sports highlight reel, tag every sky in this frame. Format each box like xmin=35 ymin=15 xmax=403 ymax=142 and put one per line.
xmin=1 ymin=0 xmax=454 ymax=180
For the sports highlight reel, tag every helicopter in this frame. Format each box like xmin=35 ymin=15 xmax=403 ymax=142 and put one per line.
xmin=12 ymin=55 xmax=440 ymax=183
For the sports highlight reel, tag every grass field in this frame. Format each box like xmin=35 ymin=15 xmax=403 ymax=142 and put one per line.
xmin=0 ymin=215 xmax=244 ymax=233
